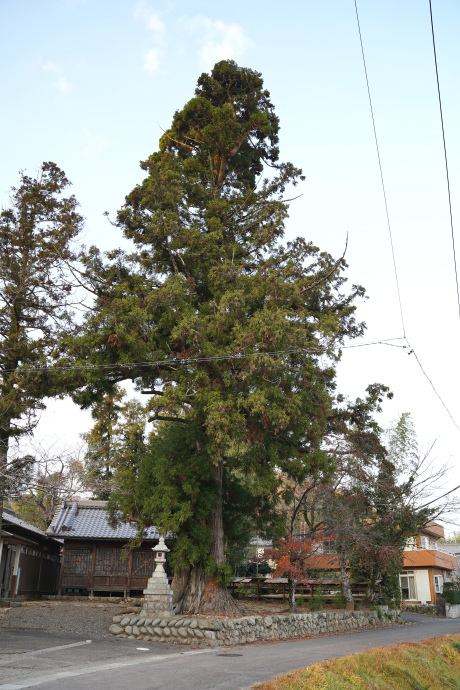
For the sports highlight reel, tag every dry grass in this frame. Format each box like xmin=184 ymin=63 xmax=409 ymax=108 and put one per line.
xmin=253 ymin=634 xmax=460 ymax=689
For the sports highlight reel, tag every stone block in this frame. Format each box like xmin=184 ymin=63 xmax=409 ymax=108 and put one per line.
xmin=178 ymin=628 xmax=188 ymax=639
xmin=109 ymin=624 xmax=123 ymax=635
xmin=120 ymin=617 xmax=131 ymax=627
xmin=112 ymin=616 xmax=122 ymax=624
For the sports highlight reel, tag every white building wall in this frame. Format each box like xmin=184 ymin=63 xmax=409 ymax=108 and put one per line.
xmin=415 ymin=569 xmax=432 ymax=603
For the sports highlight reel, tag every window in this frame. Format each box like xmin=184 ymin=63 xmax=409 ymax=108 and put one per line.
xmin=63 ymin=548 xmax=92 ymax=575
xmin=434 ymin=575 xmax=443 ymax=594
xmin=421 ymin=536 xmax=430 ymax=549
xmin=405 ymin=538 xmax=416 ymax=551
xmin=400 ymin=571 xmax=417 ymax=600
xmin=94 ymin=548 xmax=128 ymax=576
xmin=131 ymin=551 xmax=155 ymax=577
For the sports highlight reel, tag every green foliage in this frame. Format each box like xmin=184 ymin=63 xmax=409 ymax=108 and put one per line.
xmin=334 ymin=591 xmax=347 ymax=609
xmin=443 ymin=589 xmax=460 ymax=605
xmin=82 ymin=386 xmax=125 ymax=499
xmin=106 ymin=417 xmax=273 ymax=574
xmin=347 ymin=413 xmax=436 ymax=605
xmin=0 ymin=163 xmax=82 ymax=517
xmin=73 ymin=61 xmax=367 ymax=588
xmin=236 ymin=560 xmax=273 ymax=577
xmin=441 ymin=532 xmax=460 ymax=543
xmin=385 ymin=412 xmax=418 ymax=472
xmin=310 ymin=586 xmax=324 ymax=611
xmin=0 ymin=163 xmax=82 ymax=436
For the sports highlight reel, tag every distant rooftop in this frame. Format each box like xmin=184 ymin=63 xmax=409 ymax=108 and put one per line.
xmin=2 ymin=508 xmax=61 ymax=546
xmin=46 ymin=500 xmax=162 ymax=540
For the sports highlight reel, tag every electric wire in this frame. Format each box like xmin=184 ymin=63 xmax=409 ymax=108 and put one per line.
xmin=354 ymin=0 xmax=406 ymax=338
xmin=428 ymin=0 xmax=460 ymax=320
xmin=354 ymin=0 xmax=460 ymax=437
xmin=0 ymin=339 xmax=406 ymax=375
xmin=419 ymin=483 xmax=460 ymax=509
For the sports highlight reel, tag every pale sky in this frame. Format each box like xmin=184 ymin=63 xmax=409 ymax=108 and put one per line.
xmin=2 ymin=0 xmax=460 ymax=523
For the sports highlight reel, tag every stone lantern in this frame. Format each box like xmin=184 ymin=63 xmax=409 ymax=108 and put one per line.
xmin=140 ymin=536 xmax=174 ymax=618
xmin=152 ymin=536 xmax=169 ymax=574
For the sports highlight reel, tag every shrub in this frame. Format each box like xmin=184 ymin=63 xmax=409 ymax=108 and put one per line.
xmin=443 ymin=589 xmax=460 ymax=605
xmin=310 ymin=587 xmax=324 ymax=611
xmin=333 ymin=592 xmax=346 ymax=609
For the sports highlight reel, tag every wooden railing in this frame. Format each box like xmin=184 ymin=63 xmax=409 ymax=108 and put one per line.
xmin=228 ymin=577 xmax=377 ymax=602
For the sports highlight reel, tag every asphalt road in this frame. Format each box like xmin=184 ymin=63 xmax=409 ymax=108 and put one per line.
xmin=1 ymin=614 xmax=460 ymax=689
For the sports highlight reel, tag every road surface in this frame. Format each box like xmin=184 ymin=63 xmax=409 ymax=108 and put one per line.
xmin=1 ymin=613 xmax=459 ymax=689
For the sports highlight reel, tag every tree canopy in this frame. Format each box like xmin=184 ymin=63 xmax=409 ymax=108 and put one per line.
xmin=0 ymin=162 xmax=83 ymax=526
xmin=72 ymin=60 xmax=368 ymax=613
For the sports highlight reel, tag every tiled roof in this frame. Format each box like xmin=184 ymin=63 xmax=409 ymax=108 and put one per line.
xmin=46 ymin=500 xmax=162 ymax=540
xmin=2 ymin=508 xmax=61 ymax=544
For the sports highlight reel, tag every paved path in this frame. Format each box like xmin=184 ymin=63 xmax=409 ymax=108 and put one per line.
xmin=1 ymin=614 xmax=460 ymax=689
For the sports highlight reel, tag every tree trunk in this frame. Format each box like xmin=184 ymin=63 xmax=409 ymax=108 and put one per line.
xmin=288 ymin=577 xmax=297 ymax=613
xmin=172 ymin=564 xmax=207 ymax=613
xmin=172 ymin=461 xmax=242 ymax=616
xmin=0 ymin=423 xmax=10 ymax=540
xmin=364 ymin=567 xmax=379 ymax=605
xmin=337 ymin=544 xmax=354 ymax=610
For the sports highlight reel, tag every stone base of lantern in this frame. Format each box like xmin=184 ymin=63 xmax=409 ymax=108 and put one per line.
xmin=140 ymin=571 xmax=174 ymax=618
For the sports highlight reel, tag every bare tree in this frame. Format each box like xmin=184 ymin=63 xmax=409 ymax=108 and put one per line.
xmin=5 ymin=441 xmax=85 ymax=529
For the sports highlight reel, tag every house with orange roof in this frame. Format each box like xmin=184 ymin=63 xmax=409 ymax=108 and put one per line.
xmin=401 ymin=521 xmax=457 ymax=604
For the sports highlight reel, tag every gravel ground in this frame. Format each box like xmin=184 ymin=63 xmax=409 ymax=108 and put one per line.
xmin=0 ymin=599 xmax=376 ymax=640
xmin=0 ymin=602 xmax=129 ymax=639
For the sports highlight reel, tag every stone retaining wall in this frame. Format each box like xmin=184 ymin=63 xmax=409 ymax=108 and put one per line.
xmin=405 ymin=603 xmax=438 ymax=616
xmin=109 ymin=607 xmax=401 ymax=647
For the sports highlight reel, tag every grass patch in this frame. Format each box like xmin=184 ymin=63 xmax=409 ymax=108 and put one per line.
xmin=253 ymin=634 xmax=460 ymax=689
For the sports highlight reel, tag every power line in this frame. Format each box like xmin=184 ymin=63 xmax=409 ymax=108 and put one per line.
xmin=354 ymin=0 xmax=406 ymax=338
xmin=428 ymin=0 xmax=460 ymax=320
xmin=405 ymin=342 xmax=460 ymax=434
xmin=354 ymin=0 xmax=460 ymax=437
xmin=0 ymin=340 xmax=406 ymax=375
xmin=419 ymin=483 xmax=460 ymax=509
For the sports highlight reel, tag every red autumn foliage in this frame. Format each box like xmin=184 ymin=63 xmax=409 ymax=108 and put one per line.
xmin=265 ymin=534 xmax=319 ymax=584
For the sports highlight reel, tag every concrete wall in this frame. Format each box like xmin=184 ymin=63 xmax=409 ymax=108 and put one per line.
xmin=446 ymin=604 xmax=460 ymax=619
xmin=109 ymin=607 xmax=401 ymax=647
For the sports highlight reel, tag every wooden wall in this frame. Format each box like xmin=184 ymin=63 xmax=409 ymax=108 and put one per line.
xmin=60 ymin=540 xmax=157 ymax=595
